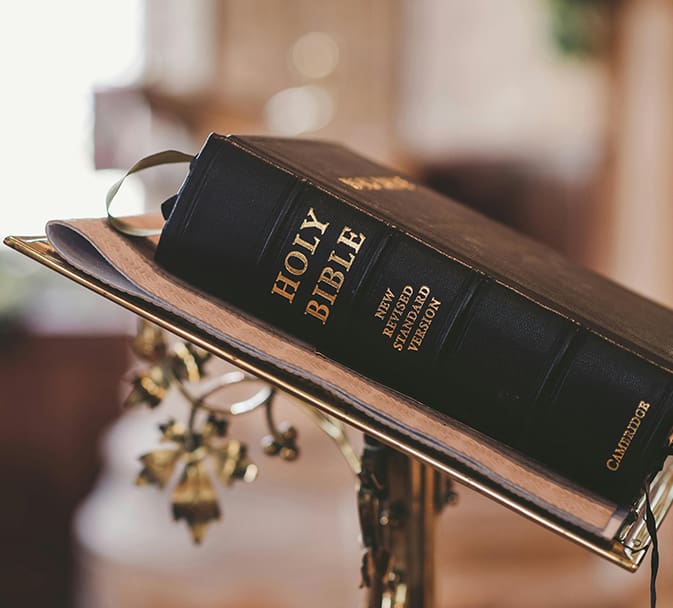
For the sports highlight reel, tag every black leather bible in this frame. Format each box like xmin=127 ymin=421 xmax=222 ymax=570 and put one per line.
xmin=155 ymin=133 xmax=673 ymax=507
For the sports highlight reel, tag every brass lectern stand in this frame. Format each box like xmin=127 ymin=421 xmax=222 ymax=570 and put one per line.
xmin=358 ymin=437 xmax=455 ymax=607
xmin=6 ymin=234 xmax=673 ymax=608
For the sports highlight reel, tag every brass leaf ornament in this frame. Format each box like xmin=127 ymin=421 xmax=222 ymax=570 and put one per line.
xmin=214 ymin=440 xmax=259 ymax=485
xmin=131 ymin=321 xmax=168 ymax=361
xmin=126 ymin=322 xmax=358 ymax=543
xmin=159 ymin=419 xmax=187 ymax=444
xmin=124 ymin=365 xmax=170 ymax=409
xmin=171 ymin=457 xmax=221 ymax=544
xmin=136 ymin=449 xmax=183 ymax=488
xmin=170 ymin=342 xmax=211 ymax=383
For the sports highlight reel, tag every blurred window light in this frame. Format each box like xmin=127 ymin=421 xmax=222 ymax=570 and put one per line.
xmin=0 ymin=0 xmax=143 ymax=236
xmin=290 ymin=31 xmax=340 ymax=80
xmin=264 ymin=85 xmax=335 ymax=136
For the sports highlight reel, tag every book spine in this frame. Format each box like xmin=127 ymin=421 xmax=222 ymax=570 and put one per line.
xmin=157 ymin=136 xmax=673 ymax=504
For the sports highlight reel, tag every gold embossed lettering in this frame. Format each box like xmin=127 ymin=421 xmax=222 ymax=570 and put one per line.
xmin=305 ymin=299 xmax=330 ymax=324
xmin=407 ymin=297 xmax=441 ymax=352
xmin=292 ymin=233 xmax=319 ymax=255
xmin=338 ymin=176 xmax=416 ymax=191
xmin=336 ymin=226 xmax=366 ymax=253
xmin=312 ymin=286 xmax=337 ymax=305
xmin=284 ymin=250 xmax=309 ymax=276
xmin=271 ymin=272 xmax=300 ymax=304
xmin=300 ymin=207 xmax=330 ymax=234
xmin=374 ymin=288 xmax=395 ymax=321
xmin=383 ymin=285 xmax=413 ymax=339
xmin=606 ymin=401 xmax=651 ymax=471
xmin=327 ymin=249 xmax=355 ymax=272
xmin=317 ymin=266 xmax=345 ymax=292
xmin=271 ymin=207 xmax=331 ymax=303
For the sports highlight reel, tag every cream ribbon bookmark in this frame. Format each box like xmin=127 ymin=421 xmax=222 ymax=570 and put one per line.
xmin=105 ymin=150 xmax=194 ymax=237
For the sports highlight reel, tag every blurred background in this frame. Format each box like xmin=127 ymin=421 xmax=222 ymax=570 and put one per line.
xmin=2 ymin=0 xmax=673 ymax=606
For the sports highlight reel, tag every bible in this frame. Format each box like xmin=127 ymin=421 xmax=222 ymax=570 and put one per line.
xmin=155 ymin=133 xmax=673 ymax=507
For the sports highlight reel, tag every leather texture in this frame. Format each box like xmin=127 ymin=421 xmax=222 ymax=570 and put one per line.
xmin=156 ymin=133 xmax=673 ymax=505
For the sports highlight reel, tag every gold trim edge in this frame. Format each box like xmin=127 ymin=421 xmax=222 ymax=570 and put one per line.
xmin=5 ymin=234 xmax=673 ymax=572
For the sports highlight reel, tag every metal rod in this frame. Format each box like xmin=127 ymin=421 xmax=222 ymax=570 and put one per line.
xmin=359 ymin=436 xmax=444 ymax=608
